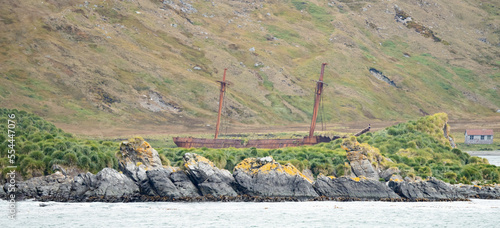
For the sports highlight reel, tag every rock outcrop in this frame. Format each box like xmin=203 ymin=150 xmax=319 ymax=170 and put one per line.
xmin=71 ymin=168 xmax=140 ymax=200
xmin=380 ymin=167 xmax=401 ymax=181
xmin=183 ymin=153 xmax=238 ymax=197
xmin=233 ymin=157 xmax=318 ymax=198
xmin=455 ymin=184 xmax=500 ymax=199
xmin=342 ymin=137 xmax=385 ymax=179
xmin=314 ymin=175 xmax=401 ymax=200
xmin=141 ymin=167 xmax=200 ymax=198
xmin=7 ymin=138 xmax=500 ymax=202
xmin=369 ymin=68 xmax=397 ymax=87
xmin=388 ymin=177 xmax=465 ymax=201
xmin=117 ymin=137 xmax=163 ymax=183
xmin=6 ymin=171 xmax=73 ymax=201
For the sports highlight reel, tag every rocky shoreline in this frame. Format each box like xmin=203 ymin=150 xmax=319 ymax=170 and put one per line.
xmin=3 ymin=138 xmax=500 ymax=203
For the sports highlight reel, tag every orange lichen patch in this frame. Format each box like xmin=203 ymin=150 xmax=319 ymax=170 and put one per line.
xmin=351 ymin=176 xmax=367 ymax=182
xmin=473 ymin=185 xmax=482 ymax=189
xmin=327 ymin=176 xmax=336 ymax=179
xmin=283 ymin=163 xmax=313 ymax=183
xmin=234 ymin=157 xmax=279 ymax=175
xmin=119 ymin=138 xmax=157 ymax=164
xmin=234 ymin=158 xmax=252 ymax=171
xmin=235 ymin=157 xmax=312 ymax=183
xmin=184 ymin=153 xmax=215 ymax=169
xmin=259 ymin=162 xmax=280 ymax=174
xmin=136 ymin=162 xmax=143 ymax=166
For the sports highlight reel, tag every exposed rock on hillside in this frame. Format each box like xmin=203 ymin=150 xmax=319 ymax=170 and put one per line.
xmin=369 ymin=68 xmax=397 ymax=87
xmin=117 ymin=137 xmax=162 ymax=182
xmin=314 ymin=175 xmax=401 ymax=200
xmin=394 ymin=6 xmax=442 ymax=42
xmin=183 ymin=153 xmax=238 ymax=197
xmin=139 ymin=90 xmax=182 ymax=113
xmin=233 ymin=156 xmax=318 ymax=198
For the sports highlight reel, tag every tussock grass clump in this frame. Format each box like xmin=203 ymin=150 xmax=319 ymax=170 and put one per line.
xmin=0 ymin=108 xmax=119 ymax=180
xmin=359 ymin=113 xmax=500 ymax=184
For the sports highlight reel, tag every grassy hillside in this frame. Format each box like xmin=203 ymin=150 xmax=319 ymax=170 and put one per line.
xmin=0 ymin=0 xmax=498 ymax=132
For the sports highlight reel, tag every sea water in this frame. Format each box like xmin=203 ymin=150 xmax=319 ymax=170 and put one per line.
xmin=480 ymin=156 xmax=500 ymax=166
xmin=1 ymin=199 xmax=499 ymax=227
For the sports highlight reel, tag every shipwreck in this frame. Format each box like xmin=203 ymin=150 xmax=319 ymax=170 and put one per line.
xmin=173 ymin=63 xmax=369 ymax=149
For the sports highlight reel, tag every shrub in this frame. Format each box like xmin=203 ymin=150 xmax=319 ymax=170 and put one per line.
xmin=444 ymin=171 xmax=457 ymax=180
xmin=460 ymin=166 xmax=482 ymax=182
xmin=78 ymin=155 xmax=91 ymax=169
xmin=28 ymin=151 xmax=45 ymax=160
xmin=63 ymin=153 xmax=78 ymax=166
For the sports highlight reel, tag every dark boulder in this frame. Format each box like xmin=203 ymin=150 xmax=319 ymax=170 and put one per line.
xmin=380 ymin=167 xmax=401 ymax=181
xmin=314 ymin=175 xmax=401 ymax=200
xmin=7 ymin=171 xmax=72 ymax=200
xmin=71 ymin=168 xmax=139 ymax=200
xmin=143 ymin=167 xmax=200 ymax=198
xmin=388 ymin=177 xmax=465 ymax=201
xmin=233 ymin=157 xmax=318 ymax=199
xmin=455 ymin=184 xmax=500 ymax=199
xmin=183 ymin=153 xmax=237 ymax=197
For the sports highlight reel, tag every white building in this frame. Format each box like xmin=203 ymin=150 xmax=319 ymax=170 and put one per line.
xmin=464 ymin=129 xmax=493 ymax=144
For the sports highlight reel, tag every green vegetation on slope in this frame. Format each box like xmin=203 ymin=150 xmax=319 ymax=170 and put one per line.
xmin=358 ymin=113 xmax=499 ymax=184
xmin=158 ymin=113 xmax=499 ymax=184
xmin=1 ymin=109 xmax=498 ymax=185
xmin=0 ymin=109 xmax=119 ymax=180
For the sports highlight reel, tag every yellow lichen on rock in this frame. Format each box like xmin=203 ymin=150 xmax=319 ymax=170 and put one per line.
xmin=118 ymin=137 xmax=163 ymax=170
xmin=234 ymin=156 xmax=313 ymax=183
xmin=234 ymin=158 xmax=252 ymax=171
xmin=350 ymin=176 xmax=367 ymax=182
xmin=258 ymin=162 xmax=280 ymax=174
xmin=283 ymin=164 xmax=313 ymax=183
xmin=183 ymin=153 xmax=215 ymax=169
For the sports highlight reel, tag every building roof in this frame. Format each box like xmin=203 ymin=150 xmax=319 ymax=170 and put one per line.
xmin=466 ymin=129 xmax=494 ymax=135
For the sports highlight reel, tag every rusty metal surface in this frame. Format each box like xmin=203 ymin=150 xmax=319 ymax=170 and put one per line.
xmin=173 ymin=136 xmax=334 ymax=149
xmin=171 ymin=63 xmax=354 ymax=149
xmin=214 ymin=68 xmax=228 ymax=139
xmin=309 ymin=63 xmax=327 ymax=137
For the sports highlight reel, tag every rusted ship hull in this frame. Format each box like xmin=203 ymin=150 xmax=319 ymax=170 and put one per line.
xmin=172 ymin=63 xmax=350 ymax=149
xmin=173 ymin=136 xmax=334 ymax=149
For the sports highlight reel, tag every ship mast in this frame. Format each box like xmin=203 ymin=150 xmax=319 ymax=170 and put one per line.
xmin=309 ymin=63 xmax=327 ymax=137
xmin=214 ymin=69 xmax=227 ymax=139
